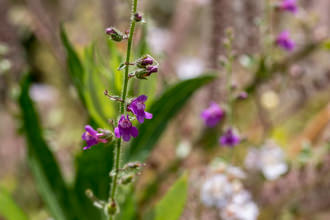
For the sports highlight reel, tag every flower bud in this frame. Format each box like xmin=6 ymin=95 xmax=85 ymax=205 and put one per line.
xmin=134 ymin=13 xmax=142 ymax=22
xmin=105 ymin=27 xmax=124 ymax=42
xmin=146 ymin=65 xmax=158 ymax=75
xmin=237 ymin=91 xmax=248 ymax=100
xmin=136 ymin=56 xmax=154 ymax=68
xmin=135 ymin=69 xmax=148 ymax=79
xmin=105 ymin=201 xmax=118 ymax=216
xmin=120 ymin=175 xmax=134 ymax=185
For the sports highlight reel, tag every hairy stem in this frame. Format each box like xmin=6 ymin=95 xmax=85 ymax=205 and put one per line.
xmin=109 ymin=0 xmax=138 ymax=218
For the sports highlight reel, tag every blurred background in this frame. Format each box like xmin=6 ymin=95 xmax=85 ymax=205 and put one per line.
xmin=1 ymin=0 xmax=330 ymax=219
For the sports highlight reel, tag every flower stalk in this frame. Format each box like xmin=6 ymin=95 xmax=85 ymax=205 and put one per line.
xmin=109 ymin=0 xmax=138 ymax=218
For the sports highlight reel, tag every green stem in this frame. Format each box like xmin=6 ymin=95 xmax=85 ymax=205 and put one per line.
xmin=226 ymin=40 xmax=233 ymax=125
xmin=109 ymin=0 xmax=138 ymax=219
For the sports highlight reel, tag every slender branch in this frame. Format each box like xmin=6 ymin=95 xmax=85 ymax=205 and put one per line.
xmin=109 ymin=0 xmax=138 ymax=219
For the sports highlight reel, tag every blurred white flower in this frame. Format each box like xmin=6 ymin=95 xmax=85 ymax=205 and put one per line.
xmin=245 ymin=141 xmax=288 ymax=180
xmin=147 ymin=27 xmax=170 ymax=54
xmin=231 ymin=190 xmax=251 ymax=205
xmin=244 ymin=148 xmax=261 ymax=171
xmin=221 ymin=200 xmax=259 ymax=220
xmin=260 ymin=142 xmax=288 ymax=180
xmin=176 ymin=57 xmax=205 ymax=80
xmin=30 ymin=84 xmax=57 ymax=102
xmin=226 ymin=166 xmax=246 ymax=180
xmin=176 ymin=140 xmax=191 ymax=159
xmin=200 ymin=174 xmax=233 ymax=208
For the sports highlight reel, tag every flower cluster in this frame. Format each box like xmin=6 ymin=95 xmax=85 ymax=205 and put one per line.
xmin=275 ymin=0 xmax=298 ymax=51
xmin=82 ymin=30 xmax=157 ymax=150
xmin=278 ymin=0 xmax=298 ymax=14
xmin=200 ymin=160 xmax=259 ymax=220
xmin=201 ymin=102 xmax=241 ymax=148
xmin=244 ymin=140 xmax=288 ymax=180
xmin=131 ymin=55 xmax=159 ymax=79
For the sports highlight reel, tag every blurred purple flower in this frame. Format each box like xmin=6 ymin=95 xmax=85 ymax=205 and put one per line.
xmin=279 ymin=0 xmax=298 ymax=13
xmin=276 ymin=31 xmax=295 ymax=51
xmin=114 ymin=115 xmax=138 ymax=142
xmin=127 ymin=95 xmax=153 ymax=123
xmin=82 ymin=125 xmax=108 ymax=150
xmin=201 ymin=102 xmax=225 ymax=128
xmin=219 ymin=128 xmax=240 ymax=147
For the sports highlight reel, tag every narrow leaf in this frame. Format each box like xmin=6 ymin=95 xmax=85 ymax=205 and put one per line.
xmin=0 ymin=188 xmax=28 ymax=220
xmin=154 ymin=173 xmax=188 ymax=220
xmin=18 ymin=75 xmax=76 ymax=220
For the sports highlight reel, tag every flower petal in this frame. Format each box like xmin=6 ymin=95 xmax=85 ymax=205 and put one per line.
xmin=85 ymin=125 xmax=97 ymax=136
xmin=145 ymin=112 xmax=153 ymax=119
xmin=114 ymin=127 xmax=120 ymax=138
xmin=136 ymin=95 xmax=147 ymax=102
xmin=130 ymin=126 xmax=139 ymax=138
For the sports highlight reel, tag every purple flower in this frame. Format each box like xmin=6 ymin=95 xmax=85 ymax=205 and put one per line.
xmin=276 ymin=31 xmax=295 ymax=51
xmin=201 ymin=102 xmax=225 ymax=128
xmin=237 ymin=91 xmax=248 ymax=100
xmin=219 ymin=128 xmax=240 ymax=147
xmin=114 ymin=115 xmax=139 ymax=142
xmin=279 ymin=0 xmax=298 ymax=13
xmin=82 ymin=125 xmax=108 ymax=150
xmin=127 ymin=95 xmax=153 ymax=123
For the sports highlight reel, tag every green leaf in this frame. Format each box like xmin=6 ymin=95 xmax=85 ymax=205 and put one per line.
xmin=0 ymin=188 xmax=28 ymax=220
xmin=18 ymin=75 xmax=77 ymax=220
xmin=125 ymin=74 xmax=216 ymax=162
xmin=60 ymin=26 xmax=85 ymax=104
xmin=83 ymin=45 xmax=116 ymax=128
xmin=154 ymin=173 xmax=188 ymax=220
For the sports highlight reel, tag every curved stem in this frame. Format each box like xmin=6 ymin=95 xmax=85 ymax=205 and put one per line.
xmin=109 ymin=0 xmax=138 ymax=218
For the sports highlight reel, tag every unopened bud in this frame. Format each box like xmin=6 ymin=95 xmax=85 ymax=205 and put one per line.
xmin=146 ymin=65 xmax=158 ymax=75
xmin=136 ymin=56 xmax=154 ymax=68
xmin=105 ymin=27 xmax=124 ymax=42
xmin=237 ymin=91 xmax=248 ymax=100
xmin=120 ymin=175 xmax=134 ymax=185
xmin=105 ymin=201 xmax=118 ymax=216
xmin=134 ymin=13 xmax=142 ymax=22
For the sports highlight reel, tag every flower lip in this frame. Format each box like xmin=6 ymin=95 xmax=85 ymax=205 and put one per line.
xmin=82 ymin=125 xmax=108 ymax=150
xmin=114 ymin=114 xmax=139 ymax=142
xmin=127 ymin=95 xmax=153 ymax=124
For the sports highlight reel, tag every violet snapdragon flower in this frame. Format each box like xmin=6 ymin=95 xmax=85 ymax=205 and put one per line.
xmin=219 ymin=128 xmax=240 ymax=147
xmin=82 ymin=125 xmax=108 ymax=150
xmin=276 ymin=31 xmax=295 ymax=51
xmin=127 ymin=95 xmax=153 ymax=123
xmin=201 ymin=102 xmax=225 ymax=128
xmin=279 ymin=0 xmax=298 ymax=13
xmin=114 ymin=115 xmax=138 ymax=142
